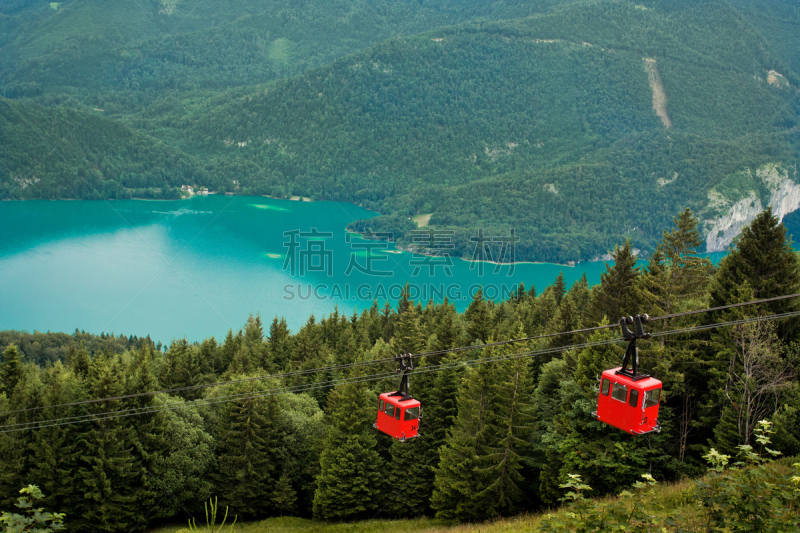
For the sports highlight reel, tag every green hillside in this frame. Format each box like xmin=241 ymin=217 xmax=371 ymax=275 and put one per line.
xmin=727 ymin=0 xmax=800 ymax=76
xmin=0 ymin=97 xmax=205 ymax=199
xmin=149 ymin=0 xmax=798 ymax=261
xmin=0 ymin=0 xmax=581 ymax=102
xmin=145 ymin=457 xmax=799 ymax=533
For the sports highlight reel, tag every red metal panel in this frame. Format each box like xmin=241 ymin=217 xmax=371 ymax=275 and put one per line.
xmin=595 ymin=368 xmax=662 ymax=435
xmin=375 ymin=392 xmax=421 ymax=441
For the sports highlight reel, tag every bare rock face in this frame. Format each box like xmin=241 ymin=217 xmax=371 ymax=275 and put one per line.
xmin=761 ymin=165 xmax=800 ymax=222
xmin=706 ymin=192 xmax=763 ymax=252
xmin=705 ymin=164 xmax=800 ymax=252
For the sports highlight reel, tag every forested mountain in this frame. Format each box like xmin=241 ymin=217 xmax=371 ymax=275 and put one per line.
xmin=158 ymin=0 xmax=800 ymax=261
xmin=1 ymin=0 xmax=799 ymax=262
xmin=0 ymin=0 xmax=579 ymax=102
xmin=727 ymin=0 xmax=800 ymax=75
xmin=0 ymin=97 xmax=206 ymax=199
xmin=1 ymin=209 xmax=799 ymax=531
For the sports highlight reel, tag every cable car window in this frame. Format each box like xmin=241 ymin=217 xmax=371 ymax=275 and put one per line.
xmin=601 ymin=378 xmax=610 ymax=396
xmin=385 ymin=403 xmax=395 ymax=417
xmin=378 ymin=399 xmax=384 ymax=412
xmin=644 ymin=388 xmax=661 ymax=408
xmin=395 ymin=408 xmax=401 ymax=420
xmin=629 ymin=389 xmax=639 ymax=407
xmin=611 ymin=383 xmax=628 ymax=403
xmin=404 ymin=407 xmax=420 ymax=421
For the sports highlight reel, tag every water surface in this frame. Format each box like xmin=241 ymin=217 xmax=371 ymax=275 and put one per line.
xmin=0 ymin=197 xmax=620 ymax=343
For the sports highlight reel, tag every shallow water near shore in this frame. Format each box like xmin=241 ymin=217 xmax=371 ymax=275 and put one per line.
xmin=0 ymin=196 xmax=716 ymax=343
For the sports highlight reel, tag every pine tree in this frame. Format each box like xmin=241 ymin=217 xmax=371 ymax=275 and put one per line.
xmin=268 ymin=317 xmax=292 ymax=371
xmin=640 ymin=246 xmax=669 ymax=318
xmin=712 ymin=404 xmax=742 ymax=456
xmin=475 ymin=325 xmax=535 ymax=516
xmin=380 ymin=301 xmax=395 ymax=342
xmin=0 ymin=371 xmax=30 ymax=510
xmin=1 ymin=344 xmax=22 ymax=396
xmin=568 ymin=274 xmax=592 ymax=327
xmin=532 ymin=289 xmax=558 ymax=332
xmin=68 ymin=347 xmax=91 ymax=379
xmin=396 ymin=283 xmax=413 ymax=316
xmin=271 ymin=472 xmax=297 ymax=517
xmin=553 ymin=272 xmax=566 ymax=306
xmin=465 ymin=288 xmax=493 ymax=343
xmin=701 ymin=209 xmax=800 ymax=447
xmin=431 ymin=348 xmax=497 ymax=521
xmin=546 ymin=295 xmax=579 ymax=350
xmin=591 ymin=239 xmax=642 ymax=322
xmin=430 ymin=426 xmax=482 ymax=521
xmin=708 ymin=208 xmax=800 ymax=338
xmin=29 ymin=363 xmax=85 ymax=516
xmin=73 ymin=354 xmax=140 ymax=532
xmin=217 ymin=329 xmax=240 ymax=374
xmin=124 ymin=345 xmax=163 ymax=519
xmin=196 ymin=337 xmax=218 ymax=380
xmin=659 ymin=208 xmax=712 ymax=317
xmin=433 ymin=301 xmax=463 ymax=351
xmin=242 ymin=314 xmax=270 ymax=371
xmin=312 ymin=371 xmax=382 ymax=519
xmin=392 ymin=294 xmax=423 ymax=355
xmin=214 ymin=379 xmax=280 ymax=518
xmin=383 ymin=438 xmax=431 ymax=517
xmin=159 ymin=339 xmax=189 ymax=390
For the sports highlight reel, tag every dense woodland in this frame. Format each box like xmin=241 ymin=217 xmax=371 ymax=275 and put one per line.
xmin=1 ymin=208 xmax=800 ymax=530
xmin=2 ymin=0 xmax=800 ymax=261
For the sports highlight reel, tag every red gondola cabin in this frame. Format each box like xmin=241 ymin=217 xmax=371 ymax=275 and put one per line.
xmin=375 ymin=393 xmax=421 ymax=442
xmin=595 ymin=368 xmax=662 ymax=435
xmin=374 ymin=353 xmax=421 ymax=442
xmin=593 ymin=314 xmax=662 ymax=435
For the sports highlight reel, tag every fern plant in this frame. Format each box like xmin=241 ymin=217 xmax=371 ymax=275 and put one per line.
xmin=696 ymin=419 xmax=800 ymax=532
xmin=0 ymin=485 xmax=65 ymax=533
xmin=537 ymin=473 xmax=663 ymax=532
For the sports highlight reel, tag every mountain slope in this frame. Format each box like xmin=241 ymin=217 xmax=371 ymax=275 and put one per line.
xmin=0 ymin=0 xmax=584 ymax=102
xmin=0 ymin=97 xmax=206 ymax=199
xmin=728 ymin=0 xmax=800 ymax=78
xmin=151 ymin=0 xmax=797 ymax=261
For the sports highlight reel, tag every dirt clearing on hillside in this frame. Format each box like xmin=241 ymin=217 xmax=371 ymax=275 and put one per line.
xmin=643 ymin=58 xmax=672 ymax=128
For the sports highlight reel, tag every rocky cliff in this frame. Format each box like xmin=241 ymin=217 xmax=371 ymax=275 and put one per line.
xmin=705 ymin=164 xmax=800 ymax=252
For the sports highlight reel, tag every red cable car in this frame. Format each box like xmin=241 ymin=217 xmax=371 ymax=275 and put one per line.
xmin=374 ymin=353 xmax=421 ymax=442
xmin=593 ymin=315 xmax=662 ymax=435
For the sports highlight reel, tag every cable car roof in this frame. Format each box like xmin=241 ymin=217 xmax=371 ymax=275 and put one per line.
xmin=601 ymin=367 xmax=662 ymax=389
xmin=379 ymin=392 xmax=420 ymax=407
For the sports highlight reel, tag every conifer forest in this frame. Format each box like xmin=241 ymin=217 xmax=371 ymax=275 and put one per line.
xmin=2 ymin=209 xmax=800 ymax=531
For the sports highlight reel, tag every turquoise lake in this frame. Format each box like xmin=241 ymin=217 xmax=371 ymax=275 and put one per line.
xmin=0 ymin=196 xmax=665 ymax=343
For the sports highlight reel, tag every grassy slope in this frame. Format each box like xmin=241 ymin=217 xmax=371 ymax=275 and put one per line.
xmin=147 ymin=458 xmax=798 ymax=533
xmin=147 ymin=482 xmax=690 ymax=533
